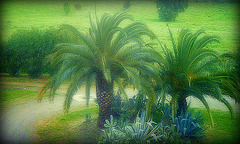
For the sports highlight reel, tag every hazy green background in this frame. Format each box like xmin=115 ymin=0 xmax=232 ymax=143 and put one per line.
xmin=1 ymin=0 xmax=239 ymax=54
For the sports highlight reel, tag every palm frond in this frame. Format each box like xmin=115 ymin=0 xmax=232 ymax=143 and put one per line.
xmin=188 ymin=88 xmax=214 ymax=128
xmin=85 ymin=73 xmax=96 ymax=107
xmin=64 ymin=80 xmax=84 ymax=113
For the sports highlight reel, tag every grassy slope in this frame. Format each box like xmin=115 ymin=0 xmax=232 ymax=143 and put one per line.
xmin=1 ymin=1 xmax=239 ymax=54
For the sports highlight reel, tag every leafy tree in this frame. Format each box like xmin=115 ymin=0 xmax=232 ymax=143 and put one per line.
xmin=156 ymin=26 xmax=240 ymax=127
xmin=38 ymin=12 xmax=159 ymax=128
xmin=156 ymin=0 xmax=188 ymax=22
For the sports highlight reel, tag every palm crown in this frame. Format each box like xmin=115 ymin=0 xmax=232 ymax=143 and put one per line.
xmin=38 ymin=12 xmax=160 ymax=128
xmin=157 ymin=26 xmax=239 ymax=127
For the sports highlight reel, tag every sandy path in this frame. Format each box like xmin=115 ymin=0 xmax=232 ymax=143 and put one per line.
xmin=0 ymin=86 xmax=239 ymax=143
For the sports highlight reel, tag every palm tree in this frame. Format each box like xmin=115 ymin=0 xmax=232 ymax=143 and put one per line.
xmin=156 ymin=26 xmax=239 ymax=127
xmin=38 ymin=12 xmax=160 ymax=128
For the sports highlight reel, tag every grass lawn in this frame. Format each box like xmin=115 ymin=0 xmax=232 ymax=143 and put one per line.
xmin=0 ymin=89 xmax=38 ymax=108
xmin=35 ymin=105 xmax=100 ymax=144
xmin=190 ymin=108 xmax=240 ymax=144
xmin=1 ymin=1 xmax=239 ymax=54
xmin=0 ymin=74 xmax=48 ymax=109
xmin=35 ymin=106 xmax=240 ymax=143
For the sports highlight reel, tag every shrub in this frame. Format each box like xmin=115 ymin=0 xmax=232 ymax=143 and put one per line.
xmin=3 ymin=27 xmax=70 ymax=77
xmin=63 ymin=2 xmax=70 ymax=15
xmin=74 ymin=3 xmax=81 ymax=10
xmin=156 ymin=0 xmax=188 ymax=22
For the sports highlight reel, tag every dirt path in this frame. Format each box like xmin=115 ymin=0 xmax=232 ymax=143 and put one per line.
xmin=0 ymin=86 xmax=239 ymax=143
xmin=0 ymin=94 xmax=95 ymax=143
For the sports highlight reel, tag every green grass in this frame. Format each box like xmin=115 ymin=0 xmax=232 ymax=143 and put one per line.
xmin=0 ymin=74 xmax=50 ymax=108
xmin=0 ymin=89 xmax=39 ymax=108
xmin=0 ymin=73 xmax=49 ymax=83
xmin=1 ymin=1 xmax=238 ymax=54
xmin=36 ymin=105 xmax=100 ymax=144
xmin=36 ymin=106 xmax=239 ymax=143
xmin=190 ymin=108 xmax=240 ymax=144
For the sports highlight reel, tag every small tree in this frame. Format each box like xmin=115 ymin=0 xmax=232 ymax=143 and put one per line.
xmin=155 ymin=26 xmax=240 ymax=127
xmin=63 ymin=2 xmax=70 ymax=15
xmin=156 ymin=0 xmax=188 ymax=22
xmin=38 ymin=12 xmax=159 ymax=128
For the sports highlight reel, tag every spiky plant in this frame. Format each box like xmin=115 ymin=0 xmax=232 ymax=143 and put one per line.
xmin=156 ymin=26 xmax=240 ymax=127
xmin=38 ymin=12 xmax=160 ymax=128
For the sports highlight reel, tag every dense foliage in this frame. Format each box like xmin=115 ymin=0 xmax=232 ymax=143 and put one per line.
xmin=1 ymin=27 xmax=74 ymax=77
xmin=156 ymin=0 xmax=188 ymax=22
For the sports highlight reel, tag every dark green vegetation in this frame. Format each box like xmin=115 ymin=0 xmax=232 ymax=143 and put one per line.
xmin=0 ymin=27 xmax=80 ymax=77
xmin=156 ymin=0 xmax=188 ymax=22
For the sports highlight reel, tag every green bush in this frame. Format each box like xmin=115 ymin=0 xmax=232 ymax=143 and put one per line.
xmin=2 ymin=27 xmax=72 ymax=77
xmin=156 ymin=0 xmax=188 ymax=22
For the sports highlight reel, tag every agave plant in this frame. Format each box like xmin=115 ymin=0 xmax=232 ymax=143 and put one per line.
xmin=38 ymin=12 xmax=160 ymax=128
xmin=156 ymin=26 xmax=240 ymax=127
xmin=174 ymin=110 xmax=205 ymax=139
xmin=100 ymin=111 xmax=160 ymax=144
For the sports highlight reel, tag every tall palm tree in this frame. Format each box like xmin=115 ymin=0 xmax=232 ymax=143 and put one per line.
xmin=156 ymin=26 xmax=239 ymax=127
xmin=38 ymin=12 xmax=160 ymax=128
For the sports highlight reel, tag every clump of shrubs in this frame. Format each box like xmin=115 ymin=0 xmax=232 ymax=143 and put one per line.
xmin=1 ymin=26 xmax=77 ymax=78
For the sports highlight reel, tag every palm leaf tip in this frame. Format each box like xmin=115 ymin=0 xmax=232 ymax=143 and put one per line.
xmin=37 ymin=86 xmax=47 ymax=102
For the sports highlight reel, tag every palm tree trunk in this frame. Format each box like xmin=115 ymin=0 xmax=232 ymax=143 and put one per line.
xmin=96 ymin=72 xmax=114 ymax=128
xmin=177 ymin=97 xmax=187 ymax=116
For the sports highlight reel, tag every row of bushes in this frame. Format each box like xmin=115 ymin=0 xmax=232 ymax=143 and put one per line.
xmin=0 ymin=27 xmax=80 ymax=78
